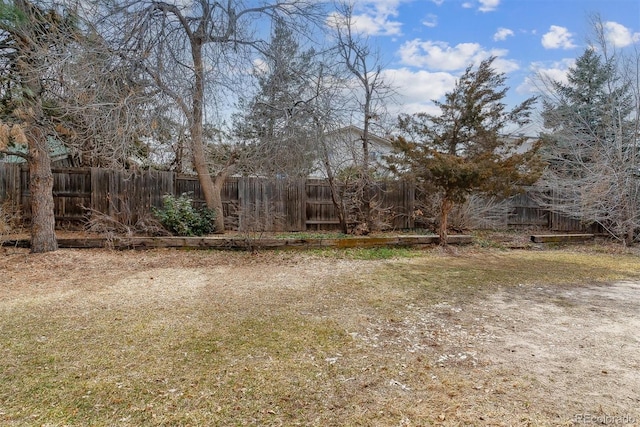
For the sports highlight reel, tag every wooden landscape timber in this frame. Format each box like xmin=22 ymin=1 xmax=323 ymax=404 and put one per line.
xmin=2 ymin=234 xmax=473 ymax=250
xmin=530 ymin=234 xmax=595 ymax=243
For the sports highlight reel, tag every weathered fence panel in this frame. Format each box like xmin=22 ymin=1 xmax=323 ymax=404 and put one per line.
xmin=280 ymin=179 xmax=306 ymax=232
xmin=0 ymin=163 xmax=21 ymax=208
xmin=306 ymin=179 xmax=340 ymax=229
xmin=238 ymin=178 xmax=272 ymax=232
xmin=507 ymin=193 xmax=549 ymax=228
xmin=174 ymin=175 xmax=202 ymax=201
xmin=549 ymin=211 xmax=600 ymax=232
xmin=304 ymin=179 xmax=415 ymax=230
xmin=90 ymin=168 xmax=174 ymax=224
xmin=376 ymin=180 xmax=415 ymax=230
xmin=53 ymin=168 xmax=92 ymax=222
xmin=174 ymin=176 xmax=307 ymax=231
xmin=14 ymin=167 xmax=92 ymax=222
xmin=0 ymin=164 xmax=605 ymax=233
xmin=507 ymin=190 xmax=602 ymax=232
xmin=19 ymin=168 xmax=29 ymax=217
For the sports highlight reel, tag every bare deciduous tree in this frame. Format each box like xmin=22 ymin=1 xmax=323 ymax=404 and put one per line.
xmin=0 ymin=0 xmax=161 ymax=251
xmin=327 ymin=2 xmax=395 ymax=234
xmin=0 ymin=0 xmax=165 ymax=252
xmin=54 ymin=29 xmax=159 ymax=169
xmin=537 ymin=16 xmax=640 ymax=244
xmin=106 ymin=0 xmax=321 ymax=233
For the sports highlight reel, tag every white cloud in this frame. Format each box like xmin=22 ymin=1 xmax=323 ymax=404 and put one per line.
xmin=478 ymin=0 xmax=500 ymax=12
xmin=327 ymin=0 xmax=414 ymax=37
xmin=350 ymin=12 xmax=403 ymax=36
xmin=382 ymin=68 xmax=457 ymax=115
xmin=422 ymin=13 xmax=438 ymax=28
xmin=494 ymin=27 xmax=514 ymax=41
xmin=399 ymin=40 xmax=481 ymax=70
xmin=459 ymin=0 xmax=499 ymax=12
xmin=252 ymin=58 xmax=269 ymax=74
xmin=602 ymin=21 xmax=640 ymax=48
xmin=541 ymin=25 xmax=576 ymax=49
xmin=492 ymin=57 xmax=520 ymax=74
xmin=395 ymin=101 xmax=442 ymax=116
xmin=398 ymin=39 xmax=519 ymax=73
xmin=516 ymin=59 xmax=575 ymax=95
xmin=430 ymin=0 xmax=444 ymax=5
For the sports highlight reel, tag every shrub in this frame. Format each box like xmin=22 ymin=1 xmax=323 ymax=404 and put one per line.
xmin=152 ymin=193 xmax=216 ymax=236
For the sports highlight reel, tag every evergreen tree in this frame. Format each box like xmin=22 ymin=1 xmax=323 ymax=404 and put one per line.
xmin=0 ymin=0 xmax=78 ymax=252
xmin=0 ymin=1 xmax=156 ymax=251
xmin=390 ymin=57 xmax=541 ymax=244
xmin=235 ymin=19 xmax=319 ymax=178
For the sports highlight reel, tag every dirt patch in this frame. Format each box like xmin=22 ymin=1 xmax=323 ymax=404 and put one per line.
xmin=484 ymin=282 xmax=640 ymax=417
xmin=338 ymin=272 xmax=640 ymax=424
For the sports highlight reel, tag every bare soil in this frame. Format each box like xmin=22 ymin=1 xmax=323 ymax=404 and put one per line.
xmin=446 ymin=281 xmax=640 ymax=422
xmin=0 ymin=242 xmax=639 ymax=426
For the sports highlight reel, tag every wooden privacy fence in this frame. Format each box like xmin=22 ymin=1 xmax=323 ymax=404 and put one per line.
xmin=507 ymin=191 xmax=600 ymax=232
xmin=0 ymin=163 xmax=596 ymax=232
xmin=0 ymin=165 xmax=415 ymax=231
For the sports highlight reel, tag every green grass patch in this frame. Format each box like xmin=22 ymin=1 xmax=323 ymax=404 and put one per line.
xmin=309 ymin=246 xmax=422 ymax=260
xmin=272 ymin=231 xmax=351 ymax=240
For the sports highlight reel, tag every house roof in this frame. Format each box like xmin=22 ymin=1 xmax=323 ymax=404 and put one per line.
xmin=327 ymin=125 xmax=393 ymax=148
xmin=1 ymin=137 xmax=70 ymax=164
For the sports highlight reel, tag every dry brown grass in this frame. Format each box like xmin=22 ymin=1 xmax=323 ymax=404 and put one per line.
xmin=0 ymin=244 xmax=639 ymax=426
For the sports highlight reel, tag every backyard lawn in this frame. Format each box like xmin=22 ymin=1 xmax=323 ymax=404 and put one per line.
xmin=1 ymin=242 xmax=639 ymax=426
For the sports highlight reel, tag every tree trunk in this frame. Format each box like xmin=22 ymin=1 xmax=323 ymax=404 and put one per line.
xmin=190 ymin=126 xmax=224 ymax=232
xmin=320 ymin=137 xmax=348 ymax=234
xmin=190 ymin=37 xmax=226 ymax=233
xmin=27 ymin=130 xmax=57 ymax=253
xmin=360 ymin=93 xmax=373 ymax=233
xmin=439 ymin=196 xmax=454 ymax=246
xmin=14 ymin=0 xmax=58 ymax=253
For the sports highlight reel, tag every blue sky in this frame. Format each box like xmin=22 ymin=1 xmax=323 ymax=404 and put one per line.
xmin=344 ymin=0 xmax=640 ymax=131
